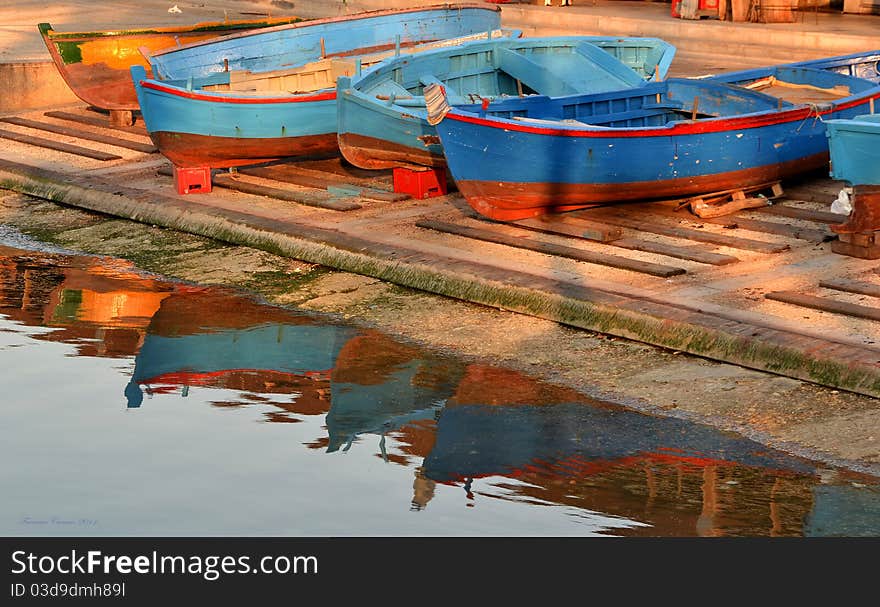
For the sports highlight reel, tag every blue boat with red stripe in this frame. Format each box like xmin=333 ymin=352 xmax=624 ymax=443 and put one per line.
xmin=428 ymin=54 xmax=880 ymax=221
xmin=337 ymin=35 xmax=675 ymax=170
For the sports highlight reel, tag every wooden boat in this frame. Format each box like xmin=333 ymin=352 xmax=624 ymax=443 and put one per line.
xmin=133 ymin=6 xmax=510 ymax=169
xmin=37 ymin=16 xmax=304 ymax=122
xmin=824 ymin=113 xmax=880 ymax=235
xmin=337 ymin=36 xmax=675 ymax=170
xmin=146 ymin=4 xmax=504 ymax=80
xmin=428 ymin=61 xmax=880 ymax=221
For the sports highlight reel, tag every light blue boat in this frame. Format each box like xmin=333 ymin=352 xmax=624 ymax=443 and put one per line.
xmin=337 ymin=36 xmax=675 ymax=169
xmin=132 ymin=4 xmax=513 ymax=169
xmin=825 ymin=113 xmax=880 ymax=186
xmin=147 ymin=4 xmax=505 ymax=80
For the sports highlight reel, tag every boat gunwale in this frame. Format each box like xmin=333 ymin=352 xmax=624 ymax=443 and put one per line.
xmin=149 ymin=3 xmax=501 ymax=58
xmin=37 ymin=17 xmax=304 ymax=42
xmin=138 ymin=78 xmax=337 ymax=104
xmin=443 ymin=79 xmax=880 ymax=139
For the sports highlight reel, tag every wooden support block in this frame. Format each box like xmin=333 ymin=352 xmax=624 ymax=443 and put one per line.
xmin=157 ymin=166 xmax=362 ymax=210
xmin=43 ymin=110 xmax=149 ymax=136
xmin=0 ymin=117 xmax=156 ymax=154
xmin=757 ymin=203 xmax=848 ymax=224
xmin=213 ymin=174 xmax=361 ymax=211
xmin=110 ymin=110 xmax=134 ymax=128
xmin=416 ymin=219 xmax=686 ymax=277
xmin=690 ymin=195 xmax=770 ymax=218
xmin=648 ymin=205 xmax=832 ymax=242
xmin=241 ymin=164 xmax=408 ymax=201
xmin=819 ymin=278 xmax=880 ymax=299
xmin=577 ymin=208 xmax=789 ymax=253
xmin=0 ymin=127 xmax=122 ymax=161
xmin=766 ymin=291 xmax=880 ymax=322
xmin=511 ymin=215 xmax=623 ymax=242
xmin=831 ymin=232 xmax=880 ymax=259
xmin=507 ymin=213 xmax=738 ymax=265
xmin=611 ymin=238 xmax=739 ymax=266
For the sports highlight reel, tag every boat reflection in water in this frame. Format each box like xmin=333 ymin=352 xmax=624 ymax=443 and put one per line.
xmin=1 ymin=244 xmax=878 ymax=536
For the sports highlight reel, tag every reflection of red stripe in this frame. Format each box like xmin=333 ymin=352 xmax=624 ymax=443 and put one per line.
xmin=140 ymin=80 xmax=336 ymax=104
xmin=438 ymin=451 xmax=789 ymax=485
xmin=141 ymin=368 xmax=332 ymax=385
xmin=448 ymin=91 xmax=880 ymax=138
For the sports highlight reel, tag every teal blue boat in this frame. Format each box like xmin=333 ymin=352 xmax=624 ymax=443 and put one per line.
xmin=826 ymin=113 xmax=880 ymax=186
xmin=337 ymin=36 xmax=675 ymax=170
xmin=825 ymin=112 xmax=880 ymax=233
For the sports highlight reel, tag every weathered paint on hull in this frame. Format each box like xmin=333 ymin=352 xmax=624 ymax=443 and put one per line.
xmin=454 ymin=154 xmax=829 ymax=221
xmin=151 ymin=131 xmax=339 ymax=168
xmin=38 ymin=18 xmax=302 ymax=111
xmin=337 ymin=132 xmax=445 ymax=170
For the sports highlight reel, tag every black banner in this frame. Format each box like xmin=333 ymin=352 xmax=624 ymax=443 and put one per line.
xmin=1 ymin=536 xmax=876 ymax=603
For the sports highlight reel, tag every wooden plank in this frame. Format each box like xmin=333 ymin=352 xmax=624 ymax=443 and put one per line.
xmin=155 ymin=166 xmax=362 ymax=211
xmin=819 ymin=278 xmax=880 ymax=298
xmin=0 ymin=117 xmax=157 ymax=154
xmin=298 ymin=157 xmax=393 ymax=181
xmin=43 ymin=110 xmax=149 ymax=136
xmin=570 ymin=209 xmax=790 ymax=253
xmin=647 ymin=204 xmax=832 ymax=242
xmin=766 ymin=291 xmax=880 ymax=322
xmin=508 ymin=214 xmax=738 ymax=265
xmin=241 ymin=164 xmax=409 ymax=201
xmin=611 ymin=237 xmax=739 ymax=266
xmin=757 ymin=203 xmax=848 ymax=224
xmin=212 ymin=174 xmax=362 ymax=211
xmin=415 ymin=219 xmax=686 ymax=277
xmin=512 ymin=215 xmax=623 ymax=242
xmin=0 ymin=127 xmax=121 ymax=161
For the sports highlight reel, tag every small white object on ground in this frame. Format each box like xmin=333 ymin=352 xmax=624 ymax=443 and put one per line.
xmin=168 ymin=4 xmax=182 ymax=13
xmin=830 ymin=187 xmax=853 ymax=216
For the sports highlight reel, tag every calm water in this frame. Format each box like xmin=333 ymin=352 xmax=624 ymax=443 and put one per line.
xmin=2 ymin=233 xmax=879 ymax=537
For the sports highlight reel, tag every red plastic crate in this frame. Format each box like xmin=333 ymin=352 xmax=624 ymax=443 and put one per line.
xmin=172 ymin=165 xmax=212 ymax=195
xmin=671 ymin=0 xmax=719 ymax=18
xmin=392 ymin=166 xmax=447 ymax=199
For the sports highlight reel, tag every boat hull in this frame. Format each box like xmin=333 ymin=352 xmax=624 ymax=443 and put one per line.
xmin=38 ymin=18 xmax=303 ymax=111
xmin=151 ymin=131 xmax=339 ymax=168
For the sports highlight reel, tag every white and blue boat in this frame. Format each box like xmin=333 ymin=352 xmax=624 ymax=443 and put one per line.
xmin=824 ymin=112 xmax=880 ymax=234
xmin=337 ymin=36 xmax=675 ymax=170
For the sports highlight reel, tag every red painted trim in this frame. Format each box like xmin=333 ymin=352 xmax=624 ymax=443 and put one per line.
xmin=447 ymin=90 xmax=880 ymax=138
xmin=142 ymin=367 xmax=332 ymax=385
xmin=140 ymin=79 xmax=336 ymax=104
